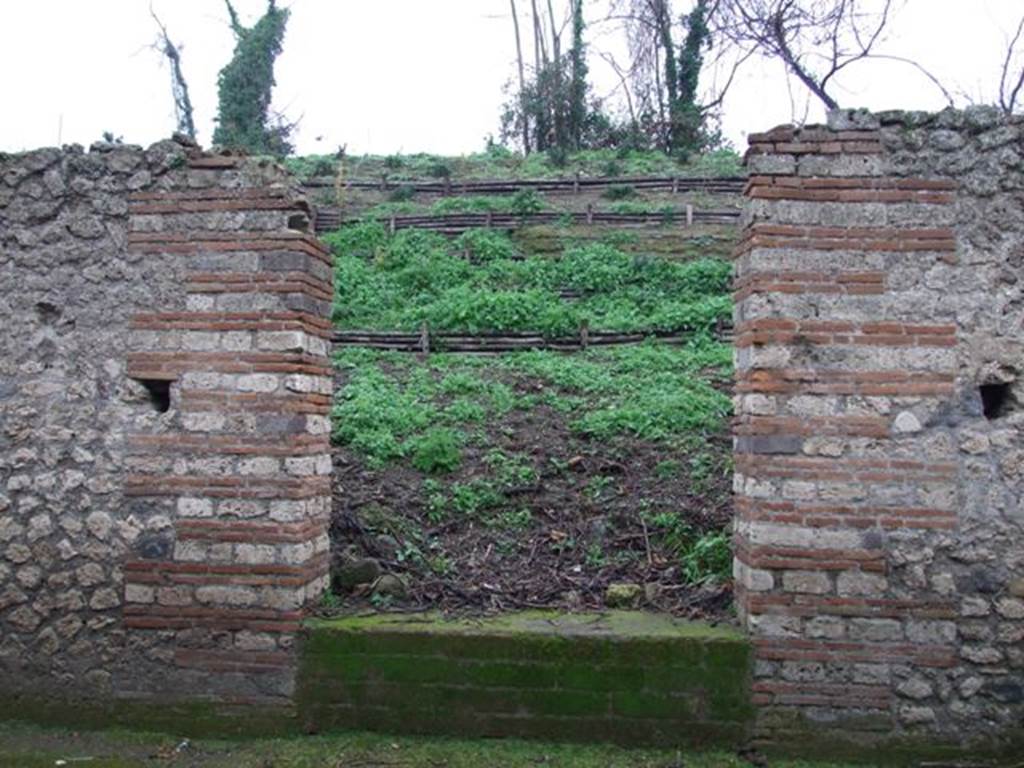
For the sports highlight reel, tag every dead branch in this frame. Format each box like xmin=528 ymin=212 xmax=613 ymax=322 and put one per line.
xmin=999 ymin=15 xmax=1024 ymax=115
xmin=712 ymin=0 xmax=901 ymax=111
xmin=150 ymin=6 xmax=196 ymax=140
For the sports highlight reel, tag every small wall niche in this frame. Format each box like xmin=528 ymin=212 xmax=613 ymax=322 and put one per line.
xmin=980 ymin=382 xmax=1013 ymax=420
xmin=135 ymin=378 xmax=172 ymax=413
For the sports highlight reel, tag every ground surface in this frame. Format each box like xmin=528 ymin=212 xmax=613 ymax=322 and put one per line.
xmin=327 ymin=343 xmax=733 ymax=618
xmin=0 ymin=721 xmax=861 ymax=768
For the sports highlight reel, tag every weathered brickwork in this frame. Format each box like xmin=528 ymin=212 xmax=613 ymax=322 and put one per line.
xmin=734 ymin=108 xmax=1024 ymax=751
xmin=299 ymin=612 xmax=754 ymax=747
xmin=0 ymin=139 xmax=330 ymax=713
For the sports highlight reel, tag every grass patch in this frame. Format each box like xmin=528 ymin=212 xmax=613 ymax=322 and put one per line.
xmin=0 ymin=720 xmax=863 ymax=768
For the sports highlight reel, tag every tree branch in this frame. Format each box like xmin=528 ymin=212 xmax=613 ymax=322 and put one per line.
xmin=999 ymin=15 xmax=1024 ymax=115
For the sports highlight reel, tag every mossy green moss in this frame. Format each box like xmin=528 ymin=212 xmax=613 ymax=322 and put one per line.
xmin=298 ymin=610 xmax=754 ymax=748
xmin=0 ymin=691 xmax=297 ymax=740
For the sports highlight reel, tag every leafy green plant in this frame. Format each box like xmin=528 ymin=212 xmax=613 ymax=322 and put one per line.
xmin=325 ymin=224 xmax=731 ymax=336
xmin=427 ymin=161 xmax=452 ymax=179
xmin=680 ymin=529 xmax=732 ymax=585
xmin=585 ymin=543 xmax=607 ymax=568
xmin=423 ymin=479 xmax=448 ymax=523
xmin=495 ymin=507 xmax=532 ymax=530
xmin=485 ymin=451 xmax=537 ymax=487
xmin=510 ymin=189 xmax=544 ymax=214
xmin=601 ymin=158 xmax=624 ymax=177
xmin=454 ymin=228 xmax=520 ymax=262
xmin=603 ymin=184 xmax=636 ymax=201
xmin=320 ymin=589 xmax=342 ymax=611
xmin=429 ymin=554 xmax=456 ymax=576
xmin=409 ymin=428 xmax=463 ymax=475
xmin=451 ymin=480 xmax=504 ymax=517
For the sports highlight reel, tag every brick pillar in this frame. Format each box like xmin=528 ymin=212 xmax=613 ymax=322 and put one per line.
xmin=732 ymin=116 xmax=961 ymax=742
xmin=120 ymin=154 xmax=332 ymax=706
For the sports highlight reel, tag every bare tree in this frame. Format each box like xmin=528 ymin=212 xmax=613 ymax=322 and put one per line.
xmin=713 ymin=0 xmax=897 ymax=111
xmin=151 ymin=7 xmax=196 ymax=140
xmin=999 ymin=15 xmax=1024 ymax=115
xmin=601 ymin=0 xmax=743 ymax=152
xmin=510 ymin=0 xmax=532 ymax=152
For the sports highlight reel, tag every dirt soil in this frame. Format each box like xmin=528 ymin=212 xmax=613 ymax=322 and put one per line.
xmin=326 ymin=367 xmax=734 ymax=620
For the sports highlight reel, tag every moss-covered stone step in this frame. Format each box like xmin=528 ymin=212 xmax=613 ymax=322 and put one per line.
xmin=298 ymin=610 xmax=754 ymax=747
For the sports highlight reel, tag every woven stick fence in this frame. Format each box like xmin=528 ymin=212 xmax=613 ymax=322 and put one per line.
xmin=304 ymin=174 xmax=746 ymax=196
xmin=314 ymin=207 xmax=740 ymax=235
xmin=333 ymin=324 xmax=733 ymax=354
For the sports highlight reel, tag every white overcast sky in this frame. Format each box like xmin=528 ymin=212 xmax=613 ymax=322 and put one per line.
xmin=0 ymin=1 xmax=1021 ymax=156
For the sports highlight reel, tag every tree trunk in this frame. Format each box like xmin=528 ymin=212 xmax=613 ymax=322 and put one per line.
xmin=546 ymin=0 xmax=565 ymax=150
xmin=530 ymin=0 xmax=550 ymax=149
xmin=510 ymin=0 xmax=531 ymax=153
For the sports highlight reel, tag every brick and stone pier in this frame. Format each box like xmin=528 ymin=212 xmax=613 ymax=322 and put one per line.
xmin=733 ymin=108 xmax=1024 ymax=752
xmin=0 ymin=140 xmax=331 ymax=727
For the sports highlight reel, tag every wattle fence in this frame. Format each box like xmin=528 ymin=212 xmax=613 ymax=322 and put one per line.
xmin=303 ymin=174 xmax=746 ymax=196
xmin=314 ymin=208 xmax=741 ymax=235
xmin=332 ymin=323 xmax=733 ymax=353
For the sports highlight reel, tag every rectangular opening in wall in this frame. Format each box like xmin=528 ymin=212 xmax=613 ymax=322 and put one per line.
xmin=135 ymin=378 xmax=172 ymax=413
xmin=287 ymin=151 xmax=757 ymax=747
xmin=980 ymin=382 xmax=1013 ymax=420
xmin=323 ymin=166 xmax=739 ymax=621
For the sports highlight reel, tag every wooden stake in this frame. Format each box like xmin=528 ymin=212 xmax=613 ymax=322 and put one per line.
xmin=419 ymin=322 xmax=430 ymax=355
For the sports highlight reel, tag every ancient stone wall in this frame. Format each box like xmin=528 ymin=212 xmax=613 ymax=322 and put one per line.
xmin=4 ymin=112 xmax=1023 ymax=755
xmin=733 ymin=107 xmax=1024 ymax=753
xmin=0 ymin=139 xmax=330 ymax=723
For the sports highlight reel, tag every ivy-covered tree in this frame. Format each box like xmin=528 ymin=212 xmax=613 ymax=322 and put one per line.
xmin=501 ymin=0 xmax=602 ymax=154
xmin=213 ymin=0 xmax=292 ymax=156
xmin=670 ymin=0 xmax=709 ymax=155
xmin=568 ymin=0 xmax=588 ymax=149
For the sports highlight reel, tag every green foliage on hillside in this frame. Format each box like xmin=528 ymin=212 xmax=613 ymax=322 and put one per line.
xmin=284 ymin=147 xmax=743 ymax=182
xmin=331 ymin=339 xmax=731 ymax=470
xmin=322 ymin=224 xmax=731 ymax=335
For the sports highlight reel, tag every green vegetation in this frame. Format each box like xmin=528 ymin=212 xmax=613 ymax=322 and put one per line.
xmin=324 ymin=152 xmax=739 ymax=606
xmin=332 ymin=341 xmax=730 ymax=471
xmin=213 ymin=0 xmax=292 ymax=155
xmin=427 ymin=189 xmax=547 ymax=215
xmin=284 ymin=146 xmax=743 ymax=181
xmin=0 ymin=720 xmax=867 ymax=768
xmin=330 ymin=341 xmax=733 ymax=587
xmin=324 ymin=224 xmax=730 ymax=335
